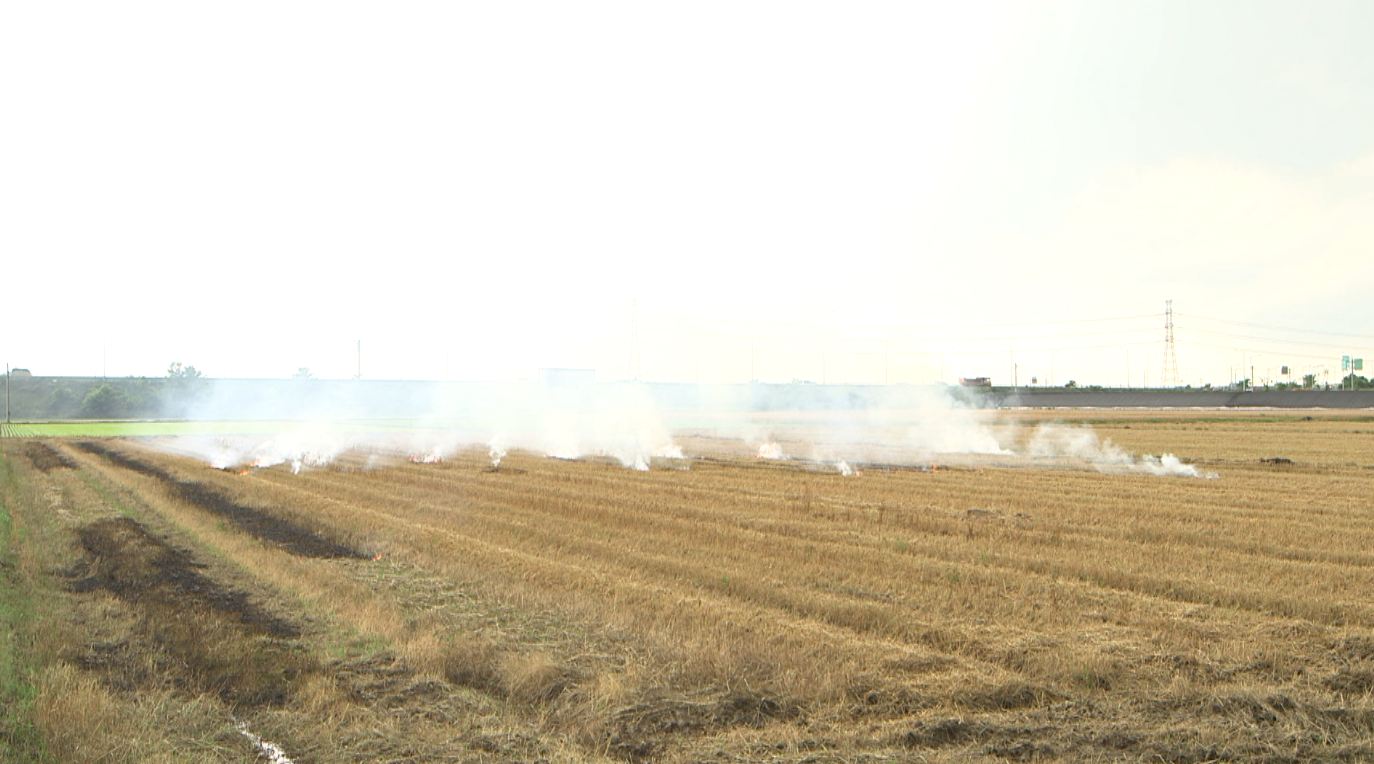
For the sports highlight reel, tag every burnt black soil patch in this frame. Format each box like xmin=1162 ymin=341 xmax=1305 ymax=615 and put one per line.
xmin=169 ymin=479 xmax=368 ymax=559
xmin=75 ymin=440 xmax=176 ymax=481
xmin=77 ymin=441 xmax=367 ymax=560
xmin=71 ymin=517 xmax=299 ymax=638
xmin=23 ymin=441 xmax=77 ymax=472
xmin=69 ymin=517 xmax=313 ymax=707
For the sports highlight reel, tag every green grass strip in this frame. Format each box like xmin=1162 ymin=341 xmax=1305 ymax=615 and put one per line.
xmin=0 ymin=451 xmax=47 ymax=761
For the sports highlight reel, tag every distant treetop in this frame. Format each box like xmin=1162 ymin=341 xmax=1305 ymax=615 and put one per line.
xmin=166 ymin=362 xmax=204 ymax=379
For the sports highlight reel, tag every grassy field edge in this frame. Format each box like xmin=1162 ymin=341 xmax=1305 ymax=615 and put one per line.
xmin=0 ymin=451 xmax=47 ymax=762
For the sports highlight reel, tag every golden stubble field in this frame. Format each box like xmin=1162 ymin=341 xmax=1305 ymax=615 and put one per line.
xmin=2 ymin=408 xmax=1373 ymax=762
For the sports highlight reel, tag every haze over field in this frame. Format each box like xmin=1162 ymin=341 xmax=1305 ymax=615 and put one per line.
xmin=145 ymin=378 xmax=1212 ymax=479
xmin=3 ymin=1 xmax=1374 ymax=388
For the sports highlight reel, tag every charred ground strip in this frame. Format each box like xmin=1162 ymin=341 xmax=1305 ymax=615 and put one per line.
xmin=23 ymin=441 xmax=77 ymax=472
xmin=169 ymin=479 xmax=369 ymax=559
xmin=74 ymin=440 xmax=177 ymax=481
xmin=69 ymin=516 xmax=312 ymax=707
xmin=76 ymin=441 xmax=368 ymax=559
xmin=71 ymin=517 xmax=299 ymax=638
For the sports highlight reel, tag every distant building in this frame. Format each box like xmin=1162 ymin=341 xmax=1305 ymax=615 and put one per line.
xmin=959 ymin=377 xmax=991 ymax=388
xmin=8 ymin=368 xmax=31 ymax=379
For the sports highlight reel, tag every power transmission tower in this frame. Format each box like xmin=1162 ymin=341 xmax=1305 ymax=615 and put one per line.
xmin=1162 ymin=299 xmax=1180 ymax=387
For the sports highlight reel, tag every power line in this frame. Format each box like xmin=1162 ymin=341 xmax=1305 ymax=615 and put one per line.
xmin=971 ymin=311 xmax=1163 ymax=328
xmin=871 ymin=312 xmax=1164 ymax=336
xmin=1176 ymin=312 xmax=1374 ymax=342
xmin=1185 ymin=327 xmax=1369 ymax=352
xmin=1181 ymin=340 xmax=1338 ymax=363
xmin=927 ymin=338 xmax=1162 ymax=356
xmin=956 ymin=325 xmax=1163 ymax=342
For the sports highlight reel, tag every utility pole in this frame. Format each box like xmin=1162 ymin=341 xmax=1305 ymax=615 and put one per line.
xmin=629 ymin=299 xmax=640 ymax=382
xmin=6 ymin=363 xmax=11 ymax=424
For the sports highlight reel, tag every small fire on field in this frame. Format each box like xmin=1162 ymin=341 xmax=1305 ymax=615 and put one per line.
xmin=409 ymin=449 xmax=444 ymax=464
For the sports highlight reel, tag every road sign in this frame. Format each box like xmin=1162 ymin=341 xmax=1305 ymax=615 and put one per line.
xmin=1343 ymin=355 xmax=1351 ymax=371
xmin=1356 ymin=358 xmax=1365 ymax=371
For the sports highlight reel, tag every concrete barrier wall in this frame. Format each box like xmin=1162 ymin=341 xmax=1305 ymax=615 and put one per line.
xmin=995 ymin=389 xmax=1374 ymax=409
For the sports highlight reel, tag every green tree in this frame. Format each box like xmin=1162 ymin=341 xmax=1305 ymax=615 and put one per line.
xmin=167 ymin=362 xmax=203 ymax=379
xmin=1341 ymin=373 xmax=1371 ymax=390
xmin=45 ymin=386 xmax=76 ymax=417
xmin=164 ymin=361 xmax=209 ymax=417
xmin=80 ymin=384 xmax=130 ymax=419
xmin=1302 ymin=373 xmax=1316 ymax=389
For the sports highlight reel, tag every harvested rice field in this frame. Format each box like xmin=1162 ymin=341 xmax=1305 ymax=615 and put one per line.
xmin=2 ymin=409 xmax=1373 ymax=762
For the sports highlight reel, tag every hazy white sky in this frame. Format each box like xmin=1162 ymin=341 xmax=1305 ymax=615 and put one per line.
xmin=3 ymin=1 xmax=1372 ymax=385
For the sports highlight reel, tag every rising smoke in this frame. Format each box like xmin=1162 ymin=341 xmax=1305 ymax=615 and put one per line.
xmin=152 ymin=378 xmax=1214 ymax=479
xmin=1026 ymin=424 xmax=1217 ymax=478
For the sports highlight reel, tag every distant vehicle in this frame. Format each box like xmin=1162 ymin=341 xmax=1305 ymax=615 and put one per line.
xmin=959 ymin=377 xmax=992 ymax=388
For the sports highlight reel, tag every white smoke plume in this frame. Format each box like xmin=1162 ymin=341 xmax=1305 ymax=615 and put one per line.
xmin=157 ymin=377 xmax=683 ymax=473
xmin=690 ymin=382 xmax=1009 ymax=467
xmin=1026 ymin=424 xmax=1216 ymax=479
xmin=148 ymin=378 xmax=1213 ymax=480
xmin=757 ymin=441 xmax=786 ymax=460
xmin=480 ymin=380 xmax=682 ymax=469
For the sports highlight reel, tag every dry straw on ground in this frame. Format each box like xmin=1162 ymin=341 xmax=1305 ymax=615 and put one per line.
xmin=1 ymin=408 xmax=1372 ymax=761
